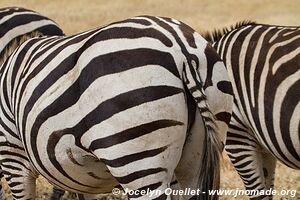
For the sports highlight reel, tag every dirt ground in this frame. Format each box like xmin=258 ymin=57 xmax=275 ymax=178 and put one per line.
xmin=0 ymin=0 xmax=299 ymax=199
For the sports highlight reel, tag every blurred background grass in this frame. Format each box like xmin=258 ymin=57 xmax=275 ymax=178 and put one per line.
xmin=1 ymin=0 xmax=300 ymax=34
xmin=0 ymin=0 xmax=299 ymax=199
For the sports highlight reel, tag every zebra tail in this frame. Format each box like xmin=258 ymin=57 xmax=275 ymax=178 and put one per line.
xmin=182 ymin=63 xmax=222 ymax=200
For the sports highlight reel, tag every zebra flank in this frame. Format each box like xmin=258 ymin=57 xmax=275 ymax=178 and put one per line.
xmin=206 ymin=22 xmax=300 ymax=199
xmin=0 ymin=15 xmax=233 ymax=200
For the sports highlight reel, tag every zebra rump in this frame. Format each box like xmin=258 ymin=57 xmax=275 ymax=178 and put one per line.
xmin=0 ymin=15 xmax=233 ymax=200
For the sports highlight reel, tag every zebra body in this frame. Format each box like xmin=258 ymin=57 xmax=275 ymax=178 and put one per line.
xmin=0 ymin=16 xmax=233 ymax=199
xmin=205 ymin=23 xmax=300 ymax=199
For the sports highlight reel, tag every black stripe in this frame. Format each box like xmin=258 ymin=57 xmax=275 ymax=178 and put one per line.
xmin=203 ymin=45 xmax=222 ymax=89
xmin=189 ymin=86 xmax=199 ymax=93
xmin=215 ymin=112 xmax=231 ymax=125
xmin=34 ymin=24 xmax=64 ymax=36
xmin=92 ymin=26 xmax=173 ymax=47
xmin=0 ymin=151 xmax=28 ymax=161
xmin=87 ymin=172 xmax=102 ymax=180
xmin=90 ymin=120 xmax=182 ymax=150
xmin=234 ymin=160 xmax=253 ymax=168
xmin=115 ymin=168 xmax=167 ymax=184
xmin=0 ymin=158 xmax=30 ymax=171
xmin=125 ymin=18 xmax=152 ymax=26
xmin=11 ymin=192 xmax=25 ymax=199
xmin=101 ymin=146 xmax=169 ymax=167
xmin=1 ymin=164 xmax=22 ymax=171
xmin=226 ymin=148 xmax=252 ymax=154
xmin=170 ymin=180 xmax=178 ymax=186
xmin=8 ymin=182 xmax=22 ymax=188
xmin=226 ymin=132 xmax=257 ymax=144
xmin=217 ymin=81 xmax=233 ymax=95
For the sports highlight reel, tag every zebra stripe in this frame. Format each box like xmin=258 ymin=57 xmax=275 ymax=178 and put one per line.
xmin=0 ymin=16 xmax=233 ymax=200
xmin=205 ymin=22 xmax=300 ymax=199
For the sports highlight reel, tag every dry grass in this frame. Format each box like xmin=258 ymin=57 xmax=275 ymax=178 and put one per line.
xmin=0 ymin=0 xmax=299 ymax=199
xmin=1 ymin=0 xmax=300 ymax=34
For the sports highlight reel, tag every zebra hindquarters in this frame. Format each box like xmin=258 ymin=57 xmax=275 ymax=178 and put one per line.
xmin=37 ymin=56 xmax=189 ymax=198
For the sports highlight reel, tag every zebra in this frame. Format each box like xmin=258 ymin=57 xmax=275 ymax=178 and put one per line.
xmin=0 ymin=6 xmax=65 ymax=199
xmin=0 ymin=7 xmax=64 ymax=60
xmin=0 ymin=15 xmax=233 ymax=200
xmin=204 ymin=22 xmax=300 ymax=199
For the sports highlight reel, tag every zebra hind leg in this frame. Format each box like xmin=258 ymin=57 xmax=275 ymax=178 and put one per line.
xmin=3 ymin=171 xmax=37 ymax=200
xmin=261 ymin=151 xmax=277 ymax=197
xmin=0 ymin=148 xmax=38 ymax=200
xmin=226 ymin=127 xmax=270 ymax=200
